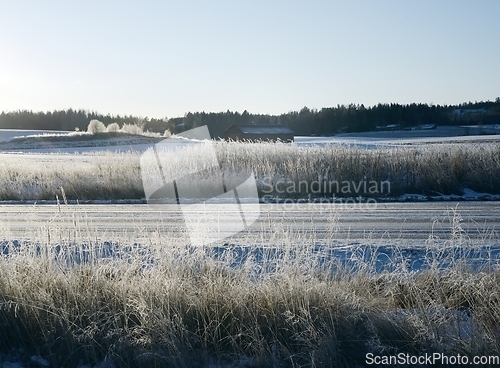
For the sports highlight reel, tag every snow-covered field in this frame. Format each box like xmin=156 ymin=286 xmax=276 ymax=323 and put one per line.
xmin=296 ymin=132 xmax=500 ymax=147
xmin=0 ymin=127 xmax=500 ymax=201
xmin=296 ymin=125 xmax=500 ymax=147
xmin=0 ymin=129 xmax=74 ymax=142
xmin=1 ymin=126 xmax=500 ymax=154
xmin=1 ymin=128 xmax=500 ymax=203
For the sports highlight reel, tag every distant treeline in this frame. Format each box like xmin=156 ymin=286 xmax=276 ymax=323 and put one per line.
xmin=1 ymin=98 xmax=500 ymax=137
xmin=0 ymin=109 xmax=173 ymax=134
xmin=172 ymin=98 xmax=500 ymax=137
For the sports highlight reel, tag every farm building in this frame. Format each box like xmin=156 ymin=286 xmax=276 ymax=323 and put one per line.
xmin=221 ymin=124 xmax=295 ymax=142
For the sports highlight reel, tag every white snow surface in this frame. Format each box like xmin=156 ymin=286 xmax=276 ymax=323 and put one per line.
xmin=1 ymin=125 xmax=500 ymax=154
xmin=0 ymin=129 xmax=74 ymax=142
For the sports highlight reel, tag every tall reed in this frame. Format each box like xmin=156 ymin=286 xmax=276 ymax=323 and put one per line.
xmin=0 ymin=205 xmax=499 ymax=367
xmin=1 ymin=141 xmax=499 ymax=201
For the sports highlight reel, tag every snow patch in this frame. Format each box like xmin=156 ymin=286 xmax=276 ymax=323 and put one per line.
xmin=461 ymin=188 xmax=496 ymax=199
xmin=395 ymin=189 xmax=500 ymax=202
xmin=399 ymin=193 xmax=428 ymax=201
xmin=30 ymin=355 xmax=50 ymax=367
xmin=2 ymin=362 xmax=24 ymax=368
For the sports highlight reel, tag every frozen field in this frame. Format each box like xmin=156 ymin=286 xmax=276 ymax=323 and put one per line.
xmin=2 ymin=202 xmax=499 ymax=241
xmin=1 ymin=202 xmax=499 ymax=273
xmin=1 ymin=126 xmax=500 ymax=154
xmin=0 ymin=129 xmax=73 ymax=142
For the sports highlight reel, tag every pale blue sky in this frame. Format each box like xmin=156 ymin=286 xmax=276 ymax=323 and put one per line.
xmin=1 ymin=0 xmax=499 ymax=118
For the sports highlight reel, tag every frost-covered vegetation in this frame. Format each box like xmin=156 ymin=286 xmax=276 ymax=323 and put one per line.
xmin=0 ymin=141 xmax=499 ymax=201
xmin=0 ymin=207 xmax=499 ymax=367
xmin=87 ymin=119 xmax=107 ymax=134
xmin=1 ymin=139 xmax=499 ymax=366
xmin=0 ymin=122 xmax=171 ymax=152
xmin=86 ymin=120 xmax=170 ymax=137
xmin=0 ymin=151 xmax=144 ymax=201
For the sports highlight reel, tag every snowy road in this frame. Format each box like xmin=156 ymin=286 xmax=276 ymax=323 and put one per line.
xmin=1 ymin=202 xmax=499 ymax=245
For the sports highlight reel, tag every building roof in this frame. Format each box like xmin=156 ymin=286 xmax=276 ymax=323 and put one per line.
xmin=226 ymin=124 xmax=295 ymax=135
